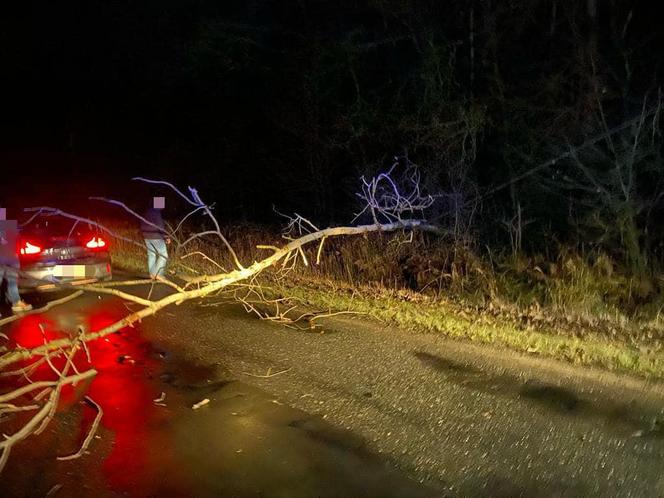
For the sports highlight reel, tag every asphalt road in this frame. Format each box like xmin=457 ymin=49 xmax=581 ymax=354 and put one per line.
xmin=2 ymin=289 xmax=664 ymax=497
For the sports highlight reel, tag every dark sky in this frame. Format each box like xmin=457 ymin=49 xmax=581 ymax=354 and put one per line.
xmin=2 ymin=1 xmax=265 ymax=215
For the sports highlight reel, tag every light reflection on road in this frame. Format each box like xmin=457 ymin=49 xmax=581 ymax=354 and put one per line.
xmin=4 ymin=298 xmax=191 ymax=496
xmin=2 ymin=296 xmax=441 ymax=498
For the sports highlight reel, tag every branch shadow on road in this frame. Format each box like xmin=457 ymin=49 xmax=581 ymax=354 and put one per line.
xmin=414 ymin=351 xmax=664 ymax=439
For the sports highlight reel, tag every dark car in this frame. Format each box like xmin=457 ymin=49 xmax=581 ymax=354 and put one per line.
xmin=18 ymin=218 xmax=112 ymax=290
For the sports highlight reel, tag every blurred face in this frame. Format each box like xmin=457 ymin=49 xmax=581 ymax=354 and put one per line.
xmin=153 ymin=197 xmax=165 ymax=209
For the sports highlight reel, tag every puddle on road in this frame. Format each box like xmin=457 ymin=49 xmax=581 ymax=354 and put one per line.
xmin=1 ymin=299 xmax=441 ymax=498
xmin=158 ymin=361 xmax=232 ymax=394
xmin=415 ymin=350 xmax=664 ymax=439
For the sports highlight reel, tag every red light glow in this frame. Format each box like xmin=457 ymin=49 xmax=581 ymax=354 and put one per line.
xmin=19 ymin=241 xmax=42 ymax=255
xmin=85 ymin=236 xmax=107 ymax=249
xmin=5 ymin=302 xmax=187 ymax=494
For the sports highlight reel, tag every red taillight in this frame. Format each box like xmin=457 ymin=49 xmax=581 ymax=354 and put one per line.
xmin=85 ymin=236 xmax=107 ymax=249
xmin=19 ymin=241 xmax=42 ymax=255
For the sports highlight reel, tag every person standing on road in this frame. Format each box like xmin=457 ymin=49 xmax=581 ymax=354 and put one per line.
xmin=0 ymin=208 xmax=32 ymax=314
xmin=141 ymin=197 xmax=169 ymax=279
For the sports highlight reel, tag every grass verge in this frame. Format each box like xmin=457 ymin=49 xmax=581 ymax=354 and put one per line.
xmin=277 ymin=279 xmax=664 ymax=380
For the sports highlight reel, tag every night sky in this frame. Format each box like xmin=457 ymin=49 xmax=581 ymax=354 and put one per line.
xmin=2 ymin=1 xmax=663 ymax=234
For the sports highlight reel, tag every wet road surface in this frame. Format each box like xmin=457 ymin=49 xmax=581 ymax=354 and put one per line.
xmin=2 ymin=289 xmax=664 ymax=497
xmin=1 ymin=293 xmax=438 ymax=497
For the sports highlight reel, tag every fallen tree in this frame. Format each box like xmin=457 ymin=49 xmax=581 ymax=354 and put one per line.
xmin=0 ymin=162 xmax=440 ymax=472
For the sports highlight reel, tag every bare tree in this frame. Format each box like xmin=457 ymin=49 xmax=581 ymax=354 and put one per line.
xmin=500 ymin=202 xmax=534 ymax=258
xmin=545 ymin=97 xmax=663 ymax=276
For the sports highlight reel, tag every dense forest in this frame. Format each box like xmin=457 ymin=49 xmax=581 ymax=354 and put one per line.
xmin=2 ymin=0 xmax=664 ymax=280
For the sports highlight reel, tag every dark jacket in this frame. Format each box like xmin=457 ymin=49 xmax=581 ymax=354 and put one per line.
xmin=140 ymin=208 xmax=166 ymax=240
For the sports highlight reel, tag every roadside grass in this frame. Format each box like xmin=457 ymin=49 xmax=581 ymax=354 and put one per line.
xmin=103 ymin=222 xmax=664 ymax=379
xmin=106 ymin=223 xmax=147 ymax=275
xmin=276 ymin=279 xmax=664 ymax=378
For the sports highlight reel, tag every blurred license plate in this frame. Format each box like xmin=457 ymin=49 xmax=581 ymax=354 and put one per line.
xmin=53 ymin=265 xmax=86 ymax=277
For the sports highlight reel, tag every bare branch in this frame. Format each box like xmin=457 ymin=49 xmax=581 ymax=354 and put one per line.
xmin=56 ymin=396 xmax=103 ymax=461
xmin=355 ymin=159 xmax=435 ymax=224
xmin=0 ymin=369 xmax=97 ymax=473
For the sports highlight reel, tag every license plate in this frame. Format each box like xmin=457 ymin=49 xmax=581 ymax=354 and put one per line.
xmin=53 ymin=265 xmax=87 ymax=277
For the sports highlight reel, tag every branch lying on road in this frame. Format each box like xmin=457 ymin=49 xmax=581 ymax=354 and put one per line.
xmin=240 ymin=367 xmax=292 ymax=378
xmin=1 ymin=219 xmax=440 ymax=371
xmin=56 ymin=396 xmax=103 ymax=461
xmin=0 ymin=165 xmax=441 ymax=473
xmin=0 ymin=359 xmax=96 ymax=473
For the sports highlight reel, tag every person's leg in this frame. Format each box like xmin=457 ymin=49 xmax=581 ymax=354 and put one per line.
xmin=0 ymin=266 xmax=7 ymax=304
xmin=154 ymin=238 xmax=168 ymax=278
xmin=5 ymin=266 xmax=21 ymax=305
xmin=4 ymin=263 xmax=31 ymax=311
xmin=146 ymin=239 xmax=157 ymax=278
